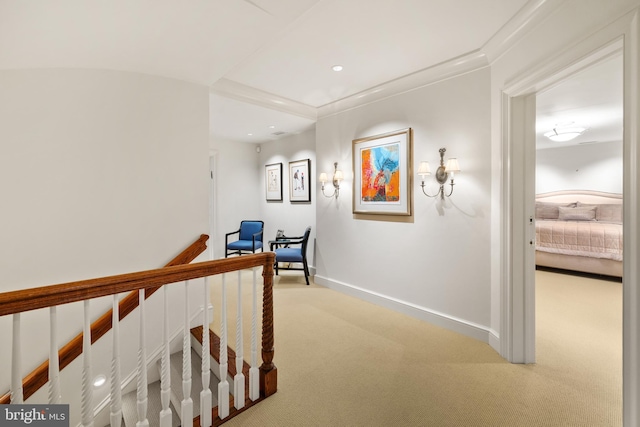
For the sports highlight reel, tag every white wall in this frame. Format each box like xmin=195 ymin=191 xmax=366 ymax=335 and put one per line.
xmin=259 ymin=129 xmax=317 ymax=268
xmin=209 ymin=139 xmax=261 ymax=258
xmin=0 ymin=68 xmax=210 ymax=421
xmin=536 ymin=141 xmax=623 ymax=193
xmin=315 ymin=68 xmax=492 ymax=337
xmin=0 ymin=69 xmax=209 ymax=289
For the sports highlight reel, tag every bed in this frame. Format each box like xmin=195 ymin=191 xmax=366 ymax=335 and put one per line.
xmin=535 ymin=190 xmax=623 ymax=278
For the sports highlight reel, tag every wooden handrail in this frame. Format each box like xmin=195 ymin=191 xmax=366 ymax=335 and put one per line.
xmin=0 ymin=256 xmax=279 ymax=316
xmin=0 ymin=234 xmax=209 ymax=403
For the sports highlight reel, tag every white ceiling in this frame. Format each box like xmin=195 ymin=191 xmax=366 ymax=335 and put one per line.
xmin=536 ymin=53 xmax=623 ymax=150
xmin=2 ymin=0 xmax=619 ymax=146
xmin=224 ymin=0 xmax=526 ymax=107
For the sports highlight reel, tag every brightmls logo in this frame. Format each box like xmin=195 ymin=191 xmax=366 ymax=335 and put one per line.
xmin=0 ymin=405 xmax=68 ymax=426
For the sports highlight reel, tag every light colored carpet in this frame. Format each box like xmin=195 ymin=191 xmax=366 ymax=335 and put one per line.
xmin=207 ymin=269 xmax=621 ymax=426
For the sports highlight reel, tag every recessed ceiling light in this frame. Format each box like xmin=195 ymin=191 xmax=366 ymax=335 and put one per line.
xmin=248 ymin=133 xmax=253 ymax=136
xmin=93 ymin=375 xmax=106 ymax=388
xmin=269 ymin=125 xmax=275 ymax=129
xmin=332 ymin=65 xmax=343 ymax=72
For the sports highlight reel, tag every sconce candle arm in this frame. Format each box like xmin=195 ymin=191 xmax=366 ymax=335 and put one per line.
xmin=321 ymin=182 xmax=338 ymax=198
xmin=419 ymin=180 xmax=455 ymax=199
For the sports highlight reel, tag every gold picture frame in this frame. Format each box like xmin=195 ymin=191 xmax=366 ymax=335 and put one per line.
xmin=352 ymin=128 xmax=412 ymax=215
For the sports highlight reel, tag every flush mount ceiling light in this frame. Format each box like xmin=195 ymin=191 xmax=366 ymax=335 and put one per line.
xmin=544 ymin=127 xmax=587 ymax=142
xmin=332 ymin=65 xmax=343 ymax=72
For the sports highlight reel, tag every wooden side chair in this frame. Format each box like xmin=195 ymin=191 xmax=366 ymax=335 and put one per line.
xmin=270 ymin=226 xmax=312 ymax=285
xmin=225 ymin=220 xmax=264 ymax=257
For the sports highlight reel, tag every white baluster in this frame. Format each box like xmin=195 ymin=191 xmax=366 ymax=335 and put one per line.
xmin=11 ymin=313 xmax=23 ymax=404
xmin=181 ymin=280 xmax=193 ymax=424
xmin=234 ymin=270 xmax=245 ymax=409
xmin=49 ymin=306 xmax=61 ymax=404
xmin=200 ymin=277 xmax=212 ymax=427
xmin=81 ymin=300 xmax=94 ymax=427
xmin=110 ymin=295 xmax=123 ymax=427
xmin=249 ymin=267 xmax=260 ymax=401
xmin=218 ymin=274 xmax=230 ymax=419
xmin=160 ymin=286 xmax=172 ymax=427
xmin=136 ymin=290 xmax=149 ymax=427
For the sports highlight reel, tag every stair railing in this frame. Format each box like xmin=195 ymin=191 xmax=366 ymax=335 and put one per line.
xmin=0 ymin=251 xmax=277 ymax=426
xmin=0 ymin=234 xmax=210 ymax=406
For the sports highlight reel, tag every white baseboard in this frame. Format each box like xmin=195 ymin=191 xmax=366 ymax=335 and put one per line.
xmin=314 ymin=274 xmax=491 ymax=343
xmin=488 ymin=329 xmax=500 ymax=353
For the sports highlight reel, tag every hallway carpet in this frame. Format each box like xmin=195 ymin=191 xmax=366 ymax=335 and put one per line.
xmin=209 ymin=269 xmax=622 ymax=426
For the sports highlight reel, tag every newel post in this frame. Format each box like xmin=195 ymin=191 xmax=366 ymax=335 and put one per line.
xmin=260 ymin=255 xmax=277 ymax=397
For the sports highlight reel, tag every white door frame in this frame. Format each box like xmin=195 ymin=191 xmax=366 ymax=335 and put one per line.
xmin=499 ymin=92 xmax=537 ymax=364
xmin=209 ymin=151 xmax=218 ymax=260
xmin=500 ymin=10 xmax=640 ymax=426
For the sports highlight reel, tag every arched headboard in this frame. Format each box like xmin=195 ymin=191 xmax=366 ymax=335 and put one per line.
xmin=536 ymin=190 xmax=622 ymax=205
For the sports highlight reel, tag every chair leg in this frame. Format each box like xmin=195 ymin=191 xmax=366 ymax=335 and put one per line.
xmin=303 ymin=260 xmax=310 ymax=286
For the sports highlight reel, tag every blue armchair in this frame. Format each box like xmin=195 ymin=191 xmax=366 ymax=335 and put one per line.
xmin=270 ymin=227 xmax=311 ymax=285
xmin=225 ymin=220 xmax=264 ymax=257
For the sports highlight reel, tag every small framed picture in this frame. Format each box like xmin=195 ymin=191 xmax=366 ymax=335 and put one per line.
xmin=265 ymin=163 xmax=283 ymax=201
xmin=289 ymin=159 xmax=311 ymax=202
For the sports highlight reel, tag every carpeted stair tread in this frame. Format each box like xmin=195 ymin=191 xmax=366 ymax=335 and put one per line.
xmin=168 ymin=347 xmax=220 ymax=419
xmin=121 ymin=380 xmax=180 ymax=427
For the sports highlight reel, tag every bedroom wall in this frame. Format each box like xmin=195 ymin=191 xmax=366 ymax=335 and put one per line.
xmin=315 ymin=67 xmax=492 ymax=339
xmin=0 ymin=68 xmax=210 ymax=419
xmin=536 ymin=141 xmax=623 ymax=194
xmin=259 ymin=129 xmax=317 ymax=270
xmin=208 ymin=139 xmax=262 ymax=258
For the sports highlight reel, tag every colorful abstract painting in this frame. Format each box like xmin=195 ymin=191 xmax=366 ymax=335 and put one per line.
xmin=360 ymin=143 xmax=400 ymax=202
xmin=352 ymin=128 xmax=412 ymax=215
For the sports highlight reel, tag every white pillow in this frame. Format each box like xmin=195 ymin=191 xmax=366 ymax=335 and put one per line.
xmin=558 ymin=206 xmax=596 ymax=221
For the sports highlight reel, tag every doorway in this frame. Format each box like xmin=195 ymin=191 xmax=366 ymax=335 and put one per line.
xmin=502 ymin=24 xmax=640 ymax=424
xmin=502 ymin=37 xmax=626 ymax=360
xmin=532 ymin=51 xmax=624 ymax=422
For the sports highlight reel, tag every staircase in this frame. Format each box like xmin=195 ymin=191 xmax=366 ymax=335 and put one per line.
xmin=120 ymin=331 xmax=225 ymax=427
xmin=1 ymin=247 xmax=278 ymax=427
xmin=122 ymin=381 xmax=182 ymax=427
xmin=118 ymin=326 xmax=259 ymax=427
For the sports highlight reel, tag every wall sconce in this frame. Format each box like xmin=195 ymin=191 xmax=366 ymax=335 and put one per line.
xmin=319 ymin=162 xmax=343 ymax=199
xmin=418 ymin=148 xmax=460 ymax=199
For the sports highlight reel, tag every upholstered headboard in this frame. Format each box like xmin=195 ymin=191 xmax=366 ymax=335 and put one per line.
xmin=535 ymin=190 xmax=623 ymax=223
xmin=536 ymin=190 xmax=622 ymax=205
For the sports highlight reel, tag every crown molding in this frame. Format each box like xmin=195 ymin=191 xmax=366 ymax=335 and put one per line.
xmin=317 ymin=49 xmax=489 ymax=119
xmin=213 ymin=0 xmax=566 ymax=122
xmin=210 ymin=78 xmax=317 ymax=120
xmin=482 ymin=0 xmax=566 ymax=64
xmin=317 ymin=0 xmax=567 ymax=118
